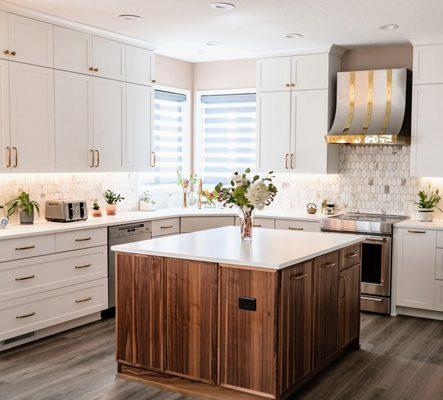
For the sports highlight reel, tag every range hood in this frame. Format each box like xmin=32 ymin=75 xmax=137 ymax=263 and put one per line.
xmin=326 ymin=68 xmax=411 ymax=145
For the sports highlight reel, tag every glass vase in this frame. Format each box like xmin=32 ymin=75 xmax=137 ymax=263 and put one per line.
xmin=182 ymin=191 xmax=188 ymax=208
xmin=239 ymin=208 xmax=254 ymax=240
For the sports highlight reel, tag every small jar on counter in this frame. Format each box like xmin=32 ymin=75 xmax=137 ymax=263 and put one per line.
xmin=0 ymin=205 xmax=9 ymax=229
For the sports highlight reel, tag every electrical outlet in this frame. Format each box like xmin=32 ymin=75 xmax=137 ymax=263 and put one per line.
xmin=238 ymin=296 xmax=256 ymax=311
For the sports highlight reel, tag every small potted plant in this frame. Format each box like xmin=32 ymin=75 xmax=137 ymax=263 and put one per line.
xmin=203 ymin=189 xmax=217 ymax=208
xmin=139 ymin=190 xmax=155 ymax=211
xmin=91 ymin=202 xmax=102 ymax=217
xmin=415 ymin=184 xmax=442 ymax=222
xmin=103 ymin=190 xmax=124 ymax=216
xmin=6 ymin=191 xmax=40 ymax=224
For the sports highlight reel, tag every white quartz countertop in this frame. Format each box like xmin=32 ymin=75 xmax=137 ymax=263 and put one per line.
xmin=0 ymin=208 xmax=325 ymax=240
xmin=394 ymin=219 xmax=443 ymax=230
xmin=111 ymin=226 xmax=365 ymax=269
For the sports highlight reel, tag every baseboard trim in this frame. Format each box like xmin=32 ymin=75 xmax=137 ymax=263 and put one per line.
xmin=395 ymin=306 xmax=443 ymax=321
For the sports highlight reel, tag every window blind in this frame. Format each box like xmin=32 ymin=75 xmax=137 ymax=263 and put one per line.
xmin=199 ymin=93 xmax=256 ymax=185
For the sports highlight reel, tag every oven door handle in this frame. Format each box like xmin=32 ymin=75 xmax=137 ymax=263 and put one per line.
xmin=365 ymin=237 xmax=387 ymax=242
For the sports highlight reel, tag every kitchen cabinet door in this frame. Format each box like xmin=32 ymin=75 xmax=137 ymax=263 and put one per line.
xmin=92 ymin=36 xmax=125 ymax=81
xmin=411 ymin=84 xmax=443 ymax=177
xmin=164 ymin=258 xmax=218 ymax=384
xmin=256 ymin=57 xmax=292 ymax=92
xmin=435 ymin=281 xmax=443 ymax=312
xmin=291 ymin=89 xmax=336 ymax=173
xmin=126 ymin=83 xmax=152 ymax=171
xmin=338 ymin=263 xmax=360 ymax=349
xmin=116 ymin=254 xmax=163 ymax=370
xmin=313 ymin=251 xmax=339 ymax=368
xmin=54 ymin=26 xmax=92 ymax=75
xmin=0 ymin=12 xmax=7 ymax=61
xmin=275 ymin=219 xmax=320 ymax=232
xmin=9 ymin=62 xmax=54 ymax=172
xmin=8 ymin=14 xmax=53 ymax=68
xmin=291 ymin=54 xmax=329 ymax=90
xmin=413 ymin=44 xmax=443 ymax=85
xmin=93 ymin=77 xmax=125 ymax=172
xmin=55 ymin=70 xmax=94 ymax=172
xmin=279 ymin=261 xmax=313 ymax=393
xmin=257 ymin=91 xmax=291 ymax=172
xmin=0 ymin=59 xmax=10 ymax=172
xmin=126 ymin=45 xmax=154 ymax=86
xmin=395 ymin=228 xmax=436 ymax=310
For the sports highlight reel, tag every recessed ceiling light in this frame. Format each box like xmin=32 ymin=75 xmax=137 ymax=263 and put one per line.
xmin=380 ymin=24 xmax=399 ymax=30
xmin=206 ymin=41 xmax=221 ymax=46
xmin=118 ymin=14 xmax=142 ymax=21
xmin=210 ymin=2 xmax=236 ymax=11
xmin=285 ymin=33 xmax=303 ymax=39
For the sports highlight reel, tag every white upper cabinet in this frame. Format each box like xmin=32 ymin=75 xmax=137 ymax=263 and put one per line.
xmin=291 ymin=53 xmax=329 ymax=90
xmin=55 ymin=70 xmax=93 ymax=172
xmin=0 ymin=12 xmax=7 ymax=61
xmin=257 ymin=91 xmax=291 ymax=171
xmin=7 ymin=14 xmax=53 ymax=68
xmin=9 ymin=62 xmax=54 ymax=172
xmin=256 ymin=57 xmax=292 ymax=92
xmin=93 ymin=77 xmax=125 ymax=171
xmin=54 ymin=26 xmax=92 ymax=75
xmin=413 ymin=44 xmax=443 ymax=85
xmin=0 ymin=59 xmax=9 ymax=172
xmin=92 ymin=36 xmax=126 ymax=81
xmin=126 ymin=45 xmax=154 ymax=86
xmin=126 ymin=83 xmax=152 ymax=171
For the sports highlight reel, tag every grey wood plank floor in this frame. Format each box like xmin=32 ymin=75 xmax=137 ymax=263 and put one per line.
xmin=0 ymin=313 xmax=442 ymax=400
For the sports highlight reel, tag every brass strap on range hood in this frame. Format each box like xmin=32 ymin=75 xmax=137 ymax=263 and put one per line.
xmin=361 ymin=70 xmax=374 ymax=133
xmin=342 ymin=71 xmax=355 ymax=134
xmin=379 ymin=69 xmax=392 ymax=135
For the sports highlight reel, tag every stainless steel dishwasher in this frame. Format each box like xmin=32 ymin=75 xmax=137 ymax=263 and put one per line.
xmin=107 ymin=222 xmax=152 ymax=309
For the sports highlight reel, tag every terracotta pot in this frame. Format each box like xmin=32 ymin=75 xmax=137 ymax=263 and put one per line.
xmin=92 ymin=209 xmax=102 ymax=217
xmin=105 ymin=204 xmax=117 ymax=216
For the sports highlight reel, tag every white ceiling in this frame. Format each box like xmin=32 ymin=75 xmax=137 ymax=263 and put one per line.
xmin=4 ymin=0 xmax=443 ymax=62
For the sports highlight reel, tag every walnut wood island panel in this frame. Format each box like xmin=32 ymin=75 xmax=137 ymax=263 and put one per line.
xmin=112 ymin=227 xmax=365 ymax=400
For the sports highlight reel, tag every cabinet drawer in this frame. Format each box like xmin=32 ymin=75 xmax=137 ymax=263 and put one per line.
xmin=0 ymin=278 xmax=108 ymax=341
xmin=181 ymin=216 xmax=235 ymax=233
xmin=0 ymin=246 xmax=107 ymax=302
xmin=434 ymin=280 xmax=443 ymax=311
xmin=437 ymin=231 xmax=443 ymax=248
xmin=152 ymin=218 xmax=180 ymax=237
xmin=339 ymin=244 xmax=362 ymax=271
xmin=0 ymin=234 xmax=55 ymax=263
xmin=275 ymin=219 xmax=320 ymax=232
xmin=55 ymin=228 xmax=107 ymax=252
xmin=436 ymin=248 xmax=443 ymax=280
xmin=235 ymin=217 xmax=275 ymax=229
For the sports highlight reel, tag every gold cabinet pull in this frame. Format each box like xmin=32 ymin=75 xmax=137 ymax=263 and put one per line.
xmin=291 ymin=83 xmax=296 ymax=87
xmin=285 ymin=83 xmax=290 ymax=87
xmin=288 ymin=226 xmax=303 ymax=231
xmin=16 ymin=312 xmax=36 ymax=319
xmin=285 ymin=153 xmax=289 ymax=169
xmin=345 ymin=252 xmax=359 ymax=259
xmin=151 ymin=151 xmax=156 ymax=167
xmin=89 ymin=67 xmax=94 ymax=71
xmin=407 ymin=229 xmax=426 ymax=234
xmin=15 ymin=245 xmax=36 ymax=251
xmin=321 ymin=261 xmax=336 ymax=269
xmin=75 ymin=264 xmax=92 ymax=269
xmin=10 ymin=51 xmax=16 ymax=56
xmin=12 ymin=146 xmax=18 ymax=167
xmin=6 ymin=146 xmax=11 ymax=168
xmin=93 ymin=68 xmax=99 ymax=72
xmin=151 ymin=79 xmax=156 ymax=83
xmin=160 ymin=225 xmax=173 ymax=229
xmin=290 ymin=272 xmax=309 ymax=281
xmin=290 ymin=153 xmax=294 ymax=169
xmin=15 ymin=274 xmax=35 ymax=281
xmin=90 ymin=149 xmax=95 ymax=167
xmin=95 ymin=150 xmax=100 ymax=167
xmin=4 ymin=49 xmax=9 ymax=55
xmin=75 ymin=237 xmax=92 ymax=242
xmin=75 ymin=296 xmax=92 ymax=303
xmin=253 ymin=224 xmax=262 ymax=228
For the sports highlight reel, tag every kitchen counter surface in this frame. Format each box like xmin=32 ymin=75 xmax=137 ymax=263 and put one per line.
xmin=394 ymin=219 xmax=443 ymax=230
xmin=112 ymin=226 xmax=365 ymax=269
xmin=0 ymin=208 xmax=325 ymax=240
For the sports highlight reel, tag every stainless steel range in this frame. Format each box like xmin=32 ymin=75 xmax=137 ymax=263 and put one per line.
xmin=321 ymin=213 xmax=408 ymax=315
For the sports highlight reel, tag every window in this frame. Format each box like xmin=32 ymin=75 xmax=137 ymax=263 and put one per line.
xmin=140 ymin=88 xmax=190 ymax=187
xmin=196 ymin=91 xmax=256 ymax=185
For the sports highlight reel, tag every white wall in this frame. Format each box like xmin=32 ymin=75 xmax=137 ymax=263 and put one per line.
xmin=155 ymin=54 xmax=194 ymax=90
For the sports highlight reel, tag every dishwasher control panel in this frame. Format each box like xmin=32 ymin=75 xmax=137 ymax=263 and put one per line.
xmin=109 ymin=222 xmax=152 ymax=240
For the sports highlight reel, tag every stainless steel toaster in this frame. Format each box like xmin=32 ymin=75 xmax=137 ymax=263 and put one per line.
xmin=45 ymin=200 xmax=88 ymax=222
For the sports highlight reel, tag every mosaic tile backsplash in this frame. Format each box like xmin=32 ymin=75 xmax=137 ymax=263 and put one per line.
xmin=0 ymin=145 xmax=442 ymax=222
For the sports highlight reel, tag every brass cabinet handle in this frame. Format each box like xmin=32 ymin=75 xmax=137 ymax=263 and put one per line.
xmin=345 ymin=252 xmax=359 ymax=259
xmin=151 ymin=79 xmax=156 ymax=83
xmin=288 ymin=226 xmax=303 ymax=231
xmin=253 ymin=224 xmax=262 ymax=228
xmin=321 ymin=261 xmax=336 ymax=269
xmin=160 ymin=225 xmax=173 ymax=229
xmin=95 ymin=150 xmax=100 ymax=167
xmin=75 ymin=296 xmax=92 ymax=303
xmin=15 ymin=245 xmax=36 ymax=251
xmin=291 ymin=83 xmax=296 ymax=87
xmin=290 ymin=272 xmax=309 ymax=281
xmin=407 ymin=229 xmax=426 ymax=234
xmin=151 ymin=151 xmax=156 ymax=167
xmin=10 ymin=51 xmax=16 ymax=56
xmin=75 ymin=237 xmax=92 ymax=242
xmin=93 ymin=68 xmax=99 ymax=72
xmin=4 ymin=49 xmax=9 ymax=55
xmin=90 ymin=149 xmax=95 ymax=168
xmin=75 ymin=264 xmax=92 ymax=269
xmin=285 ymin=83 xmax=290 ymax=87
xmin=12 ymin=147 xmax=18 ymax=167
xmin=15 ymin=274 xmax=36 ymax=281
xmin=285 ymin=153 xmax=289 ymax=169
xmin=16 ymin=312 xmax=36 ymax=319
xmin=290 ymin=153 xmax=294 ymax=169
xmin=6 ymin=146 xmax=11 ymax=168
xmin=89 ymin=67 xmax=94 ymax=71
xmin=339 ymin=274 xmax=347 ymax=298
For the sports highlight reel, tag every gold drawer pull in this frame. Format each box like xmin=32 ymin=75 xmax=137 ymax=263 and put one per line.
xmin=345 ymin=252 xmax=359 ymax=259
xmin=289 ymin=227 xmax=303 ymax=231
xmin=408 ymin=229 xmax=426 ymax=234
xmin=15 ymin=275 xmax=35 ymax=281
xmin=75 ymin=296 xmax=92 ymax=303
xmin=16 ymin=312 xmax=36 ymax=319
xmin=253 ymin=224 xmax=262 ymax=228
xmin=290 ymin=272 xmax=309 ymax=281
xmin=15 ymin=245 xmax=36 ymax=251
xmin=321 ymin=261 xmax=336 ymax=269
xmin=75 ymin=264 xmax=92 ymax=269
xmin=160 ymin=225 xmax=173 ymax=229
xmin=75 ymin=237 xmax=92 ymax=242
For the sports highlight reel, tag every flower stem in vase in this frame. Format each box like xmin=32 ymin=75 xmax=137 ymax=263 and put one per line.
xmin=240 ymin=208 xmax=253 ymax=240
xmin=182 ymin=190 xmax=188 ymax=208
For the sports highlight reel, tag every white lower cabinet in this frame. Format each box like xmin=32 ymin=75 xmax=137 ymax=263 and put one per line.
xmin=395 ymin=228 xmax=436 ymax=311
xmin=152 ymin=218 xmax=180 ymax=237
xmin=234 ymin=217 xmax=275 ymax=229
xmin=181 ymin=216 xmax=235 ymax=233
xmin=436 ymin=248 xmax=443 ymax=280
xmin=275 ymin=219 xmax=320 ymax=232
xmin=435 ymin=281 xmax=443 ymax=312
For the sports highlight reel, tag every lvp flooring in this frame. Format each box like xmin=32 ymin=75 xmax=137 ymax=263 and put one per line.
xmin=0 ymin=313 xmax=442 ymax=400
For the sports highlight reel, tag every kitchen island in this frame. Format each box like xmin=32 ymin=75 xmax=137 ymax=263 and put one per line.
xmin=112 ymin=226 xmax=365 ymax=400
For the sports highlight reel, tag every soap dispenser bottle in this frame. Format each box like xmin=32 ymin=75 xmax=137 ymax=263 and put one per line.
xmin=0 ymin=205 xmax=8 ymax=229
